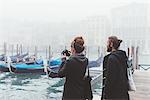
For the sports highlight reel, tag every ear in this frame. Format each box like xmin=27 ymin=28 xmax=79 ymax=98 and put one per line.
xmin=73 ymin=48 xmax=76 ymax=53
xmin=71 ymin=47 xmax=75 ymax=54
xmin=110 ymin=42 xmax=113 ymax=47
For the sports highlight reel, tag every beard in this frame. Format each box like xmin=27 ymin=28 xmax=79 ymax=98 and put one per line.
xmin=107 ymin=46 xmax=112 ymax=52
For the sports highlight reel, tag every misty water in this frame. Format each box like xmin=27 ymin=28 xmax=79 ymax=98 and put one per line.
xmin=0 ymin=72 xmax=101 ymax=100
xmin=0 ymin=45 xmax=149 ymax=100
xmin=0 ymin=50 xmax=101 ymax=100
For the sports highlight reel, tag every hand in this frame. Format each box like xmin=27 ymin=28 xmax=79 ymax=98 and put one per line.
xmin=48 ymin=72 xmax=58 ymax=78
xmin=61 ymin=56 xmax=66 ymax=62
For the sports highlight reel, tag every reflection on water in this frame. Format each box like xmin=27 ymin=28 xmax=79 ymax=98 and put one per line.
xmin=0 ymin=51 xmax=149 ymax=99
xmin=0 ymin=49 xmax=101 ymax=100
xmin=0 ymin=72 xmax=101 ymax=100
xmin=0 ymin=73 xmax=63 ymax=100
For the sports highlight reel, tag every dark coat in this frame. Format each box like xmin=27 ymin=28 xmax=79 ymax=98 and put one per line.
xmin=101 ymin=50 xmax=129 ymax=100
xmin=50 ymin=54 xmax=88 ymax=100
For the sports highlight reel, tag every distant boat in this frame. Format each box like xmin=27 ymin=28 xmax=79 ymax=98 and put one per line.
xmin=0 ymin=54 xmax=5 ymax=61
xmin=0 ymin=56 xmax=103 ymax=74
xmin=0 ymin=53 xmax=29 ymax=63
xmin=11 ymin=53 xmax=29 ymax=63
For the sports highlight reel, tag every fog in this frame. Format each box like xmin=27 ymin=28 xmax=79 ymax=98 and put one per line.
xmin=0 ymin=0 xmax=150 ymax=51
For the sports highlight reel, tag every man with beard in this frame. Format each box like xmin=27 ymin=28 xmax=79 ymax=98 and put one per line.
xmin=101 ymin=36 xmax=129 ymax=100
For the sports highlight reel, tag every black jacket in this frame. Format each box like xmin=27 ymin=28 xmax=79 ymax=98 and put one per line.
xmin=101 ymin=50 xmax=129 ymax=100
xmin=50 ymin=54 xmax=88 ymax=100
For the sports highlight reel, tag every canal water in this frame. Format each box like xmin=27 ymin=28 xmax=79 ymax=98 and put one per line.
xmin=0 ymin=50 xmax=101 ymax=100
xmin=0 ymin=72 xmax=101 ymax=100
xmin=0 ymin=48 xmax=149 ymax=100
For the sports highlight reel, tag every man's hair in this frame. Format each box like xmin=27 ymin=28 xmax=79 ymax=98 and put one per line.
xmin=108 ymin=36 xmax=122 ymax=49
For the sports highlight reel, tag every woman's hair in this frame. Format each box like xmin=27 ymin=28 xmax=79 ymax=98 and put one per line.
xmin=108 ymin=36 xmax=122 ymax=49
xmin=71 ymin=36 xmax=85 ymax=53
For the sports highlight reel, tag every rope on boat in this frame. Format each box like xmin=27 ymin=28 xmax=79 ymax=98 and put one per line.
xmin=6 ymin=56 xmax=14 ymax=73
xmin=43 ymin=59 xmax=49 ymax=76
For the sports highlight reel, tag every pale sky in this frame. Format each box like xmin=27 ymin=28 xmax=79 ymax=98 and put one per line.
xmin=0 ymin=0 xmax=149 ymax=22
xmin=0 ymin=0 xmax=150 ymax=47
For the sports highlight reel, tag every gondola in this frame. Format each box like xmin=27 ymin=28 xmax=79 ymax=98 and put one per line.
xmin=0 ymin=55 xmax=103 ymax=74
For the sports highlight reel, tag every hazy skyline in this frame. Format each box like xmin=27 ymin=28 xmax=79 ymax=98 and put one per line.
xmin=0 ymin=0 xmax=149 ymax=22
xmin=0 ymin=0 xmax=150 ymax=48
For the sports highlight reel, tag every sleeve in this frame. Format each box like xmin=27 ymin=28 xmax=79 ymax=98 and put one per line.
xmin=58 ymin=59 xmax=71 ymax=78
xmin=48 ymin=60 xmax=70 ymax=78
xmin=104 ymin=56 xmax=117 ymax=96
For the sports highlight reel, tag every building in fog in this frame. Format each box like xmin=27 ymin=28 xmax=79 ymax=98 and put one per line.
xmin=111 ymin=3 xmax=149 ymax=54
xmin=79 ymin=16 xmax=111 ymax=46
